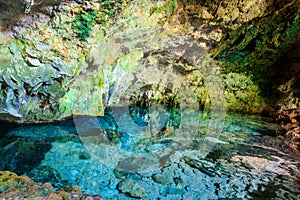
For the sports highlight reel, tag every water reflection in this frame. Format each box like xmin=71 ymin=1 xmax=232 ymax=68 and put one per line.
xmin=0 ymin=110 xmax=299 ymax=199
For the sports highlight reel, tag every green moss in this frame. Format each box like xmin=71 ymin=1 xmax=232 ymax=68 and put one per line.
xmin=0 ymin=171 xmax=30 ymax=193
xmin=60 ymin=192 xmax=70 ymax=200
xmin=59 ymin=75 xmax=104 ymax=117
xmin=213 ymin=7 xmax=300 ymax=100
xmin=167 ymin=0 xmax=178 ymax=13
xmin=280 ymin=12 xmax=300 ymax=46
xmin=71 ymin=0 xmax=117 ymax=41
xmin=150 ymin=0 xmax=178 ymax=15
xmin=48 ymin=81 xmax=66 ymax=103
xmin=224 ymin=73 xmax=265 ymax=113
xmin=101 ymin=0 xmax=112 ymax=7
xmin=72 ymin=11 xmax=97 ymax=41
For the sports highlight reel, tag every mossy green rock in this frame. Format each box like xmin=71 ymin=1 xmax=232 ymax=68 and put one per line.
xmin=0 ymin=171 xmax=33 ymax=193
xmin=224 ymin=73 xmax=264 ymax=113
xmin=211 ymin=0 xmax=300 ymax=98
xmin=0 ymin=0 xmax=299 ymax=122
xmin=0 ymin=0 xmax=123 ymax=122
xmin=0 ymin=171 xmax=101 ymax=199
xmin=0 ymin=171 xmax=55 ymax=198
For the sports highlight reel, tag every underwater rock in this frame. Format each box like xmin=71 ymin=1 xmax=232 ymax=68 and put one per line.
xmin=0 ymin=137 xmax=52 ymax=175
xmin=117 ymin=179 xmax=150 ymax=199
xmin=205 ymin=137 xmax=228 ymax=144
xmin=27 ymin=164 xmax=71 ymax=190
xmin=0 ymin=113 xmax=298 ymax=199
xmin=183 ymin=156 xmax=217 ymax=177
xmin=152 ymin=174 xmax=170 ymax=184
xmin=116 ymin=155 xmax=160 ymax=174
xmin=231 ymin=155 xmax=299 ymax=176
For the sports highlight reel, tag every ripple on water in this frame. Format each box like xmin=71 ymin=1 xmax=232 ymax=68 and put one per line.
xmin=0 ymin=111 xmax=299 ymax=199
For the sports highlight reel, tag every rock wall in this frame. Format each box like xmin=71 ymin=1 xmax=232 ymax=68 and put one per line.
xmin=0 ymin=0 xmax=125 ymax=122
xmin=208 ymin=0 xmax=300 ymax=113
xmin=0 ymin=0 xmax=62 ymax=27
xmin=160 ymin=0 xmax=300 ymax=113
xmin=275 ymin=39 xmax=300 ymax=111
xmin=0 ymin=0 xmax=299 ymax=123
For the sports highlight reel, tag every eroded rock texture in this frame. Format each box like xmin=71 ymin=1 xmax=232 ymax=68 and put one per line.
xmin=0 ymin=171 xmax=103 ymax=199
xmin=208 ymin=0 xmax=300 ymax=111
xmin=0 ymin=0 xmax=299 ymax=122
xmin=0 ymin=0 xmax=125 ymax=122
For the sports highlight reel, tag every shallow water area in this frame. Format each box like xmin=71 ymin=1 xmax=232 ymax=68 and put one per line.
xmin=0 ymin=108 xmax=300 ymax=199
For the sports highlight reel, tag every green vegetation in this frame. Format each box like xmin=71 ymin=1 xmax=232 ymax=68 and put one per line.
xmin=167 ymin=0 xmax=178 ymax=13
xmin=72 ymin=1 xmax=116 ymax=41
xmin=0 ymin=171 xmax=31 ymax=193
xmin=224 ymin=73 xmax=264 ymax=113
xmin=213 ymin=7 xmax=300 ymax=100
xmin=150 ymin=0 xmax=178 ymax=15
xmin=72 ymin=11 xmax=97 ymax=41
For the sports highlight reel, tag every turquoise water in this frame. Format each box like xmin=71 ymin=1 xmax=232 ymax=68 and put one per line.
xmin=0 ymin=108 xmax=299 ymax=199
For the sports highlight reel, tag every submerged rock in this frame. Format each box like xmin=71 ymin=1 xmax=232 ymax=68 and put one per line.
xmin=183 ymin=156 xmax=218 ymax=177
xmin=116 ymin=155 xmax=160 ymax=174
xmin=152 ymin=174 xmax=170 ymax=184
xmin=117 ymin=179 xmax=150 ymax=199
xmin=0 ymin=113 xmax=299 ymax=199
xmin=27 ymin=164 xmax=71 ymax=190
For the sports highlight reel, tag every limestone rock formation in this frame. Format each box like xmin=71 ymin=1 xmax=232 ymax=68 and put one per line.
xmin=0 ymin=0 xmax=299 ymax=123
xmin=0 ymin=0 xmax=125 ymax=122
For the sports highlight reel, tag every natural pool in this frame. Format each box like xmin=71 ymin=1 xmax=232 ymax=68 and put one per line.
xmin=0 ymin=107 xmax=300 ymax=199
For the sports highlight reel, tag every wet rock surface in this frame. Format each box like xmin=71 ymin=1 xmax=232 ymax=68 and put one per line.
xmin=0 ymin=111 xmax=299 ymax=199
xmin=208 ymin=0 xmax=300 ymax=114
xmin=0 ymin=1 xmax=299 ymax=198
xmin=0 ymin=171 xmax=103 ymax=200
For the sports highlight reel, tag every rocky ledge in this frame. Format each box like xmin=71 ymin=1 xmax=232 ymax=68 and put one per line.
xmin=0 ymin=171 xmax=103 ymax=199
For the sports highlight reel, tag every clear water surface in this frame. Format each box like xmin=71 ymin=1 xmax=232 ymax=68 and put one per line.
xmin=0 ymin=107 xmax=299 ymax=200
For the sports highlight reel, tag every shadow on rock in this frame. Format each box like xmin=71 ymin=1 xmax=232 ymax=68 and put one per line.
xmin=0 ymin=0 xmax=61 ymax=30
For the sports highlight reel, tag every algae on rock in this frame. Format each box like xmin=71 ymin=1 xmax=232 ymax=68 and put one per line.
xmin=210 ymin=0 xmax=300 ymax=109
xmin=1 ymin=0 xmax=300 ymax=122
xmin=0 ymin=0 xmax=124 ymax=122
xmin=0 ymin=171 xmax=102 ymax=199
